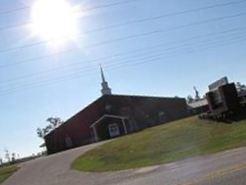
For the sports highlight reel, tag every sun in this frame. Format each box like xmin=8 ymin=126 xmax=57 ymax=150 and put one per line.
xmin=30 ymin=0 xmax=79 ymax=47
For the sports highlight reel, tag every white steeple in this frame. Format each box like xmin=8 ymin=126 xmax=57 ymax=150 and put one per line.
xmin=100 ymin=65 xmax=112 ymax=95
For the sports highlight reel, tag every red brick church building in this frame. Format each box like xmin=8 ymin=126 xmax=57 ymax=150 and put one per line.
xmin=44 ymin=67 xmax=188 ymax=154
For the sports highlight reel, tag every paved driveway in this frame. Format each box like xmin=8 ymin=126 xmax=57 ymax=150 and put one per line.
xmin=3 ymin=142 xmax=246 ymax=185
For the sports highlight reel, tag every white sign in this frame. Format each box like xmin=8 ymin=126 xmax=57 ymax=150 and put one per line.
xmin=108 ymin=123 xmax=120 ymax=138
xmin=209 ymin=77 xmax=229 ymax=91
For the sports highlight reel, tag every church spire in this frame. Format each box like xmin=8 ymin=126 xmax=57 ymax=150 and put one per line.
xmin=100 ymin=65 xmax=106 ymax=83
xmin=100 ymin=65 xmax=112 ymax=96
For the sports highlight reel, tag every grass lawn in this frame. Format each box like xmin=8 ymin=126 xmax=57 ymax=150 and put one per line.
xmin=72 ymin=116 xmax=246 ymax=172
xmin=0 ymin=165 xmax=19 ymax=184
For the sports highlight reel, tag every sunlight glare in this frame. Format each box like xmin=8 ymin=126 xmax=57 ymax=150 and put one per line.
xmin=30 ymin=0 xmax=79 ymax=47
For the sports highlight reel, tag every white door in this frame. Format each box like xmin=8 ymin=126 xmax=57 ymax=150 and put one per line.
xmin=108 ymin=123 xmax=120 ymax=137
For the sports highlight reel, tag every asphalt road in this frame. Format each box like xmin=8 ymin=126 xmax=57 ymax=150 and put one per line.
xmin=3 ymin=142 xmax=246 ymax=185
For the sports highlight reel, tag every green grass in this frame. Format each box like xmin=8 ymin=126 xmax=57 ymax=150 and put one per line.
xmin=0 ymin=165 xmax=19 ymax=184
xmin=72 ymin=116 xmax=246 ymax=172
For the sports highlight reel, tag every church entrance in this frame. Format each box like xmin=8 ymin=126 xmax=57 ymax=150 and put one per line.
xmin=90 ymin=115 xmax=129 ymax=141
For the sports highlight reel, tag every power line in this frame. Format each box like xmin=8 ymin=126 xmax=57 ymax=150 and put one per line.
xmin=0 ymin=21 xmax=243 ymax=69
xmin=0 ymin=1 xmax=244 ymax=93
xmin=2 ymin=53 xmax=169 ymax=91
xmin=1 ymin=29 xmax=246 ymax=95
xmin=1 ymin=10 xmax=246 ymax=58
xmin=0 ymin=0 xmax=137 ymax=15
xmin=1 ymin=20 xmax=246 ymax=71
xmin=0 ymin=0 xmax=139 ymax=31
xmin=2 ymin=25 xmax=246 ymax=85
xmin=0 ymin=6 xmax=28 ymax=15
xmin=0 ymin=50 xmax=189 ymax=87
xmin=1 ymin=0 xmax=246 ymax=32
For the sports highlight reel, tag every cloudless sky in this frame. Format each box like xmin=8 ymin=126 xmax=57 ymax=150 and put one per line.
xmin=0 ymin=0 xmax=246 ymax=159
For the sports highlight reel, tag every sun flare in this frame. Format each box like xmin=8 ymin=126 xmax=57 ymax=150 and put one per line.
xmin=30 ymin=0 xmax=79 ymax=47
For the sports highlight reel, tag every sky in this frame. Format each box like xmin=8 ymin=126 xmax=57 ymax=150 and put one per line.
xmin=0 ymin=0 xmax=246 ymax=159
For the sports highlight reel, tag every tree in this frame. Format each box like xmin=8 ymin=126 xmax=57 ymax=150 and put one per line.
xmin=187 ymin=95 xmax=194 ymax=103
xmin=36 ymin=127 xmax=50 ymax=139
xmin=46 ymin=117 xmax=63 ymax=128
xmin=37 ymin=117 xmax=63 ymax=139
xmin=37 ymin=128 xmax=45 ymax=139
xmin=11 ymin=153 xmax=16 ymax=162
xmin=236 ymin=82 xmax=246 ymax=92
xmin=4 ymin=149 xmax=10 ymax=163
